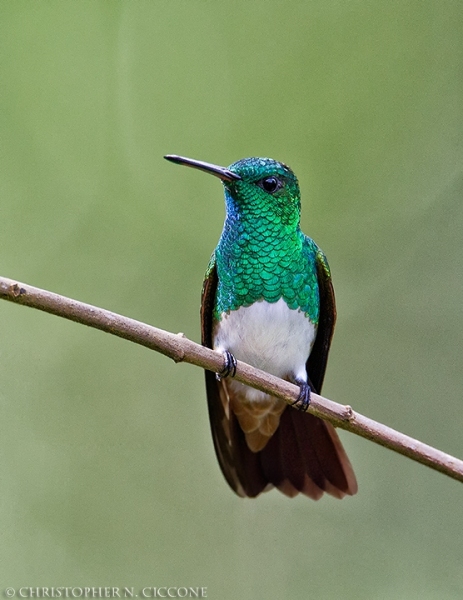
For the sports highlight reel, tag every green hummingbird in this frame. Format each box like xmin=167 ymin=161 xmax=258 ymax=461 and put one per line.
xmin=164 ymin=154 xmax=357 ymax=500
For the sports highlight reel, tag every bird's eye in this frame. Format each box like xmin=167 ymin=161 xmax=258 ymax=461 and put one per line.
xmin=259 ymin=176 xmax=282 ymax=194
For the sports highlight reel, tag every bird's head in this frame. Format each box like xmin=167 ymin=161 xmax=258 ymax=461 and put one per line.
xmin=165 ymin=154 xmax=301 ymax=227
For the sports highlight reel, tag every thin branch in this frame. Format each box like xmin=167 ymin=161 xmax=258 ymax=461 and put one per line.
xmin=1 ymin=275 xmax=462 ymax=484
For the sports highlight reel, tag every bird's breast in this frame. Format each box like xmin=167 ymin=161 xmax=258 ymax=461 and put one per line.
xmin=213 ymin=297 xmax=316 ymax=382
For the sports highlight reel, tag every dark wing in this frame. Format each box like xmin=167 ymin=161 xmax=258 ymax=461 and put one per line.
xmin=200 ymin=256 xmax=267 ymax=497
xmin=306 ymin=249 xmax=337 ymax=394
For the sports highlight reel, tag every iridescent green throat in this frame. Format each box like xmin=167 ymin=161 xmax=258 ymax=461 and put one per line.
xmin=213 ymin=188 xmax=320 ymax=324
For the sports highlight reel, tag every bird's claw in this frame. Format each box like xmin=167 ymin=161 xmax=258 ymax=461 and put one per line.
xmin=290 ymin=380 xmax=311 ymax=412
xmin=216 ymin=350 xmax=237 ymax=381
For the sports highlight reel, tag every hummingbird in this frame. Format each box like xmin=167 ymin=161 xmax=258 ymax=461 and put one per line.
xmin=164 ymin=154 xmax=357 ymax=500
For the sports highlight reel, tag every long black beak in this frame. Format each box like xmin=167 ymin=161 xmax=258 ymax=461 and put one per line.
xmin=164 ymin=155 xmax=241 ymax=182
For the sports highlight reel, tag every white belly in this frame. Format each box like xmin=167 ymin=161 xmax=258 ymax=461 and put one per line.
xmin=213 ymin=298 xmax=316 ymax=385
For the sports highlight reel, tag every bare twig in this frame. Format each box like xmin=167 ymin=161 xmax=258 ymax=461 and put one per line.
xmin=1 ymin=275 xmax=462 ymax=484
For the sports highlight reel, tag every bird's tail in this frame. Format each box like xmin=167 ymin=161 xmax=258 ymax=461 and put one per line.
xmin=255 ymin=406 xmax=357 ymax=499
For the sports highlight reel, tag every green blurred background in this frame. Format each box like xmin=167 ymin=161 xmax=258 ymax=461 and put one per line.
xmin=1 ymin=1 xmax=462 ymax=598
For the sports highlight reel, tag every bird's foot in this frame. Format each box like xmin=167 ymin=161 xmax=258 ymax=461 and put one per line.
xmin=216 ymin=350 xmax=237 ymax=381
xmin=290 ymin=379 xmax=311 ymax=412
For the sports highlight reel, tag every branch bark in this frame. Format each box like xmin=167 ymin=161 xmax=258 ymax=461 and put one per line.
xmin=1 ymin=275 xmax=462 ymax=484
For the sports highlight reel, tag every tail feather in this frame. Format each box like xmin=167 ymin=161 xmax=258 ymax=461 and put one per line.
xmin=232 ymin=405 xmax=357 ymax=499
xmin=261 ymin=410 xmax=313 ymax=496
xmin=289 ymin=408 xmax=357 ymax=498
xmin=257 ymin=408 xmax=355 ymax=499
xmin=231 ymin=423 xmax=268 ymax=497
